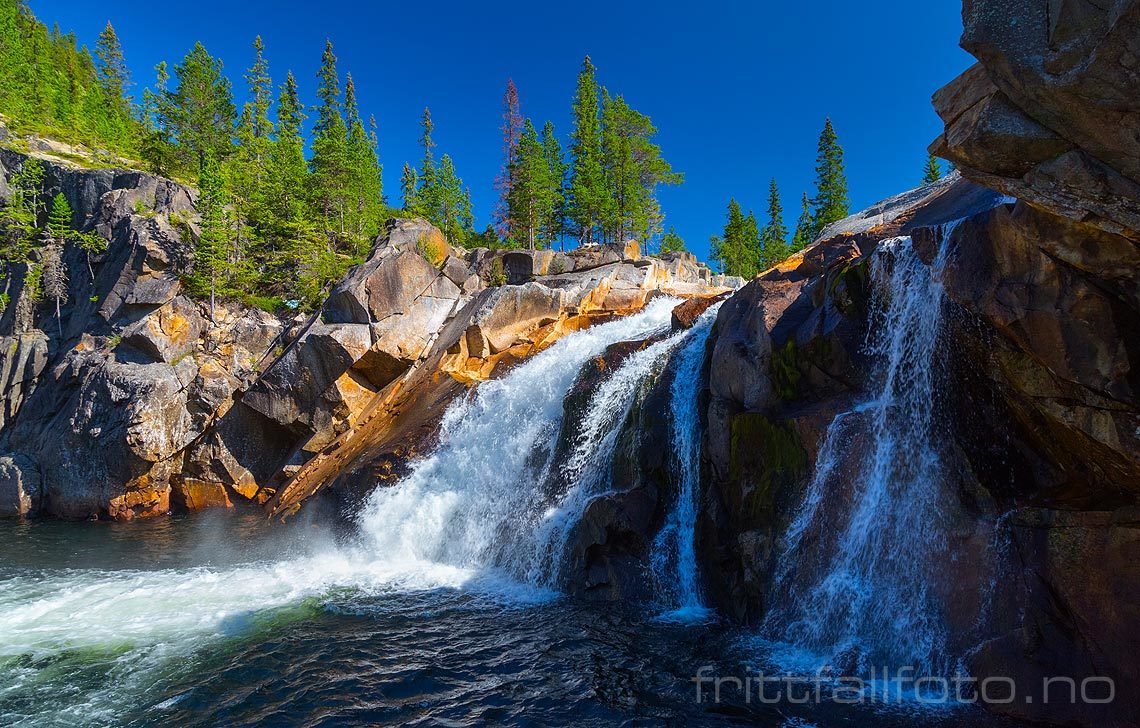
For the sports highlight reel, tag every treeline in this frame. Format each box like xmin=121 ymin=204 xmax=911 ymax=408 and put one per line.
xmin=142 ymin=37 xmax=387 ymax=312
xmin=401 ymin=58 xmax=681 ymax=253
xmin=0 ymin=0 xmax=387 ymax=311
xmin=0 ymin=0 xmax=687 ymax=312
xmin=0 ymin=1 xmax=138 ymax=156
xmin=712 ymin=118 xmax=849 ymax=279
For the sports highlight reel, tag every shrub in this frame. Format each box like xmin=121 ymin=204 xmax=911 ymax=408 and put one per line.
xmin=488 ymin=257 xmax=507 ymax=286
xmin=416 ymin=233 xmax=446 ymax=267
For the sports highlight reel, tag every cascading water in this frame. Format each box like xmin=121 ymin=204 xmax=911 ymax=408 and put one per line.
xmin=0 ymin=298 xmax=691 ymax=724
xmin=762 ymin=226 xmax=961 ymax=677
xmin=652 ymin=303 xmax=722 ymax=621
xmin=354 ymin=295 xmax=685 ymax=588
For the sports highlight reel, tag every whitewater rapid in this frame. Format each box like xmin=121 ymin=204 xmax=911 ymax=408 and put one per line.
xmin=0 ymin=297 xmax=688 ymax=725
xmin=652 ymin=302 xmax=721 ymax=622
xmin=761 ymin=227 xmax=962 ymax=678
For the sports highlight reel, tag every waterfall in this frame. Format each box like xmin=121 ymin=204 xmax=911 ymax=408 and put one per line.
xmin=355 ymin=296 xmax=692 ymax=590
xmin=652 ymin=303 xmax=721 ymax=621
xmin=762 ymin=227 xmax=960 ymax=677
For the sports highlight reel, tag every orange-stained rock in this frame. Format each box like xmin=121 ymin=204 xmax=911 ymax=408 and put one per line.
xmin=171 ymin=478 xmax=234 ymax=511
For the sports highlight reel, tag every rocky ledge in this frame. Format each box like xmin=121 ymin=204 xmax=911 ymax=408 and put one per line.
xmin=0 ymin=148 xmax=731 ymax=520
xmin=694 ymin=3 xmax=1140 ymax=725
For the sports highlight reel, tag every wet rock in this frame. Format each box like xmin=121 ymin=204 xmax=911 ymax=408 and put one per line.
xmin=0 ymin=453 xmax=41 ymax=517
xmin=670 ymin=295 xmax=724 ymax=330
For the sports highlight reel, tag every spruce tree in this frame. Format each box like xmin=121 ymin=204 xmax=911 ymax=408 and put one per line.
xmin=792 ymin=192 xmax=813 ymax=251
xmin=94 ymin=21 xmax=131 ymax=114
xmin=568 ymin=56 xmax=606 ymax=246
xmin=922 ymin=153 xmax=943 ymax=185
xmin=809 ymin=118 xmax=850 ymax=239
xmin=166 ymin=42 xmax=236 ymax=171
xmin=230 ymin=36 xmax=273 ymax=283
xmin=342 ymin=74 xmax=384 ymax=244
xmin=0 ymin=4 xmax=141 ymax=156
xmin=39 ymin=241 xmax=67 ymax=337
xmin=540 ymin=121 xmax=567 ymax=250
xmin=744 ymin=210 xmax=761 ymax=275
xmin=267 ymin=69 xmax=309 ymax=230
xmin=140 ymin=62 xmax=177 ymax=176
xmin=710 ymin=199 xmax=758 ymax=278
xmin=760 ymin=178 xmax=789 ymax=268
xmin=310 ymin=40 xmax=351 ymax=236
xmin=493 ymin=79 xmax=523 ymax=242
xmin=509 ymin=119 xmax=556 ymax=251
xmin=190 ymin=152 xmax=231 ymax=319
xmin=659 ymin=226 xmax=686 ymax=254
xmin=47 ymin=193 xmax=73 ymax=240
xmin=400 ymin=162 xmax=419 ymax=213
xmin=0 ymin=160 xmax=44 ymax=269
xmin=415 ymin=107 xmax=439 ymax=220
xmin=433 ymin=155 xmax=473 ymax=246
xmin=598 ymin=91 xmax=681 ymax=245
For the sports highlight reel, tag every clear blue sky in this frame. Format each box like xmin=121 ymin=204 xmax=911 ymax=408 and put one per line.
xmin=31 ymin=0 xmax=971 ymax=263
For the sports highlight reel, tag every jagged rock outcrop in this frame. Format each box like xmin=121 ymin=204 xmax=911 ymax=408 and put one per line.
xmin=698 ymin=175 xmax=1002 ymax=620
xmin=268 ymin=239 xmax=730 ymax=519
xmin=0 ymin=148 xmax=729 ymax=521
xmin=930 ymin=0 xmax=1140 ymax=241
xmin=697 ymin=5 xmax=1140 ymax=725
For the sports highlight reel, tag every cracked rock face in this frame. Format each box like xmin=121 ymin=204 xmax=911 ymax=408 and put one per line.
xmin=0 ymin=153 xmax=728 ymax=520
xmin=931 ymin=0 xmax=1140 ymax=241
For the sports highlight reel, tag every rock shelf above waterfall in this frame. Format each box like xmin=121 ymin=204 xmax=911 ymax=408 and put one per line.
xmin=0 ymin=154 xmax=732 ymax=521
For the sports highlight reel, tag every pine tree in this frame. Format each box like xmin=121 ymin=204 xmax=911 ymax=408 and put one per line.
xmin=659 ymin=225 xmax=686 ymax=254
xmin=808 ymin=118 xmax=850 ymax=240
xmin=166 ymin=42 xmax=236 ymax=171
xmin=190 ymin=153 xmax=232 ymax=319
xmin=94 ymin=21 xmax=131 ymax=115
xmin=599 ymin=91 xmax=681 ymax=245
xmin=309 ymin=40 xmax=351 ymax=237
xmin=568 ymin=56 xmax=607 ymax=246
xmin=792 ymin=192 xmax=813 ymax=251
xmin=922 ymin=153 xmax=943 ymax=185
xmin=760 ymin=178 xmax=789 ymax=268
xmin=493 ymin=79 xmax=523 ymax=242
xmin=540 ymin=121 xmax=567 ymax=250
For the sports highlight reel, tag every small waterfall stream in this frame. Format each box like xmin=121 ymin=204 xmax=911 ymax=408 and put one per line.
xmin=762 ymin=228 xmax=961 ymax=677
xmin=652 ymin=303 xmax=721 ymax=621
xmin=355 ymin=296 xmax=685 ymax=588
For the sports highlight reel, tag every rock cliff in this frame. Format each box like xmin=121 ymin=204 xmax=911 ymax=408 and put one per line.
xmin=696 ymin=2 xmax=1140 ymax=725
xmin=0 ymin=149 xmax=728 ymax=520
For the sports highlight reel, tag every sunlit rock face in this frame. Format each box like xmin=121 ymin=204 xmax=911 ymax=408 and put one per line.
xmin=932 ymin=0 xmax=1140 ymax=241
xmin=0 ymin=151 xmax=729 ymax=521
xmin=694 ymin=4 xmax=1140 ymax=724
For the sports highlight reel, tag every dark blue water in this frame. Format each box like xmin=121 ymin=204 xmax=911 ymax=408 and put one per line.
xmin=0 ymin=514 xmax=1028 ymax=727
